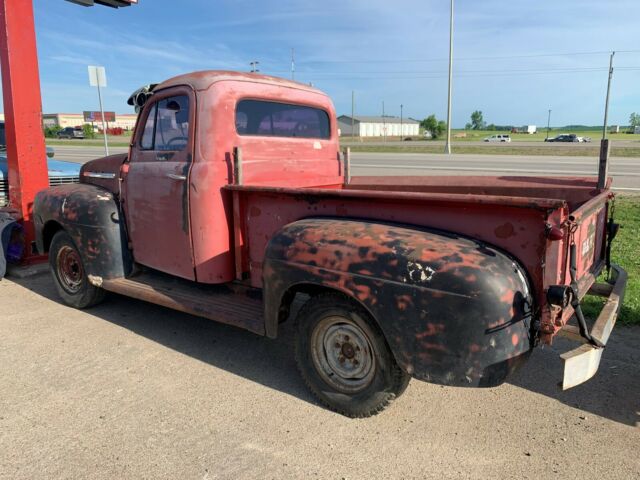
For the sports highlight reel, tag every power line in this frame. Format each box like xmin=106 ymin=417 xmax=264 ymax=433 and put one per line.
xmin=296 ymin=49 xmax=640 ymax=65
xmin=298 ymin=50 xmax=640 ymax=64
xmin=268 ymin=66 xmax=640 ymax=81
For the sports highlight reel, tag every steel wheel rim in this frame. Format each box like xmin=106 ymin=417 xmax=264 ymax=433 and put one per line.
xmin=56 ymin=245 xmax=84 ymax=294
xmin=310 ymin=315 xmax=376 ymax=394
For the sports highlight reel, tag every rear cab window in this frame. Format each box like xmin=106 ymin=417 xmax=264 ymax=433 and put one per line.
xmin=235 ymin=100 xmax=330 ymax=139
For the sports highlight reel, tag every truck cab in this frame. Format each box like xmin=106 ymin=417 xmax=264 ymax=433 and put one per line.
xmin=122 ymin=73 xmax=340 ymax=283
xmin=33 ymin=71 xmax=626 ymax=417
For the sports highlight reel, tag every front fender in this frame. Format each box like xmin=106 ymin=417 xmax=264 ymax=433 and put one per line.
xmin=34 ymin=184 xmax=132 ymax=281
xmin=263 ymin=218 xmax=534 ymax=387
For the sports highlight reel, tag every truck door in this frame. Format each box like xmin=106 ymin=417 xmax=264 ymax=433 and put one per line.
xmin=122 ymin=88 xmax=196 ymax=280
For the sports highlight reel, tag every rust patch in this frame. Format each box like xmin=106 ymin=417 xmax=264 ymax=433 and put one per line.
xmin=494 ymin=222 xmax=516 ymax=239
xmin=250 ymin=206 xmax=262 ymax=217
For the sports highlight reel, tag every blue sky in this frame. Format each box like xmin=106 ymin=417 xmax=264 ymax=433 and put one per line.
xmin=8 ymin=0 xmax=640 ymax=127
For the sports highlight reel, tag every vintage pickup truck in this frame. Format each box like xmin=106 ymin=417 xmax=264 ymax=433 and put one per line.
xmin=33 ymin=71 xmax=626 ymax=417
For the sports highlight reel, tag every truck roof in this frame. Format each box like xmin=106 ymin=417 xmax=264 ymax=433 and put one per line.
xmin=155 ymin=70 xmax=327 ymax=96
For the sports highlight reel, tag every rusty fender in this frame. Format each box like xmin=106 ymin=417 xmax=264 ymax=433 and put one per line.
xmin=263 ymin=218 xmax=534 ymax=388
xmin=34 ymin=184 xmax=132 ymax=281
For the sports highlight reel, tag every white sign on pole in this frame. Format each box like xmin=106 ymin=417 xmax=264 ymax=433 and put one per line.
xmin=88 ymin=65 xmax=107 ymax=87
xmin=88 ymin=65 xmax=109 ymax=155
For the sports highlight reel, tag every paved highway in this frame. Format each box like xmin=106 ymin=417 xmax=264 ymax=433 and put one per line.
xmin=351 ymin=152 xmax=640 ymax=191
xmin=341 ymin=139 xmax=640 ymax=147
xmin=51 ymin=145 xmax=640 ymax=191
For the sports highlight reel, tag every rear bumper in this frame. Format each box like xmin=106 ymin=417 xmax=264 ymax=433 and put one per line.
xmin=558 ymin=263 xmax=627 ymax=389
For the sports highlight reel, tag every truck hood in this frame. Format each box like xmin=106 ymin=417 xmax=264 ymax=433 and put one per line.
xmin=80 ymin=153 xmax=128 ymax=194
xmin=0 ymin=153 xmax=81 ymax=179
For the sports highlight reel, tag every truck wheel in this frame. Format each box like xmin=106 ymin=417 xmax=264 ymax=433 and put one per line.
xmin=49 ymin=230 xmax=105 ymax=309
xmin=294 ymin=293 xmax=410 ymax=417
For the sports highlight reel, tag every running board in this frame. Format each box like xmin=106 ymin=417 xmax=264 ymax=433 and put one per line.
xmin=101 ymin=272 xmax=265 ymax=335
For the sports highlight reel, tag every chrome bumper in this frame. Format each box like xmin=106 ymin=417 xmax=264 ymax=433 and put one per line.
xmin=559 ymin=264 xmax=627 ymax=389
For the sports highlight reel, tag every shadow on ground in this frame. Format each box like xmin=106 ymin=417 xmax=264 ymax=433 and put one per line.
xmin=15 ymin=274 xmax=640 ymax=426
xmin=507 ymin=330 xmax=639 ymax=427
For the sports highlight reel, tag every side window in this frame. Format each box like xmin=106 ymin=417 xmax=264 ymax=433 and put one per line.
xmin=138 ymin=95 xmax=190 ymax=151
xmin=154 ymin=95 xmax=190 ymax=151
xmin=140 ymin=103 xmax=156 ymax=150
xmin=235 ymin=111 xmax=248 ymax=134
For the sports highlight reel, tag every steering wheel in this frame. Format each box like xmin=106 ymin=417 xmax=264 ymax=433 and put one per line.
xmin=166 ymin=136 xmax=188 ymax=146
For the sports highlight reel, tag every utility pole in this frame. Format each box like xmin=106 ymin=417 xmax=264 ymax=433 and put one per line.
xmin=598 ymin=51 xmax=615 ymax=191
xmin=249 ymin=61 xmax=259 ymax=73
xmin=291 ymin=48 xmax=295 ymax=80
xmin=444 ymin=0 xmax=454 ymax=154
xmin=351 ymin=90 xmax=355 ymax=138
xmin=546 ymin=109 xmax=552 ymax=140
xmin=400 ymin=104 xmax=403 ymax=139
xmin=382 ymin=101 xmax=386 ymax=142
xmin=602 ymin=51 xmax=615 ymax=140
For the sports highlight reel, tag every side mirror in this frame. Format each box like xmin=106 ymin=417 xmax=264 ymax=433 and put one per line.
xmin=46 ymin=146 xmax=55 ymax=158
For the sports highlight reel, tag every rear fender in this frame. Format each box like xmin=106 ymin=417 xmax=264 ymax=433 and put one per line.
xmin=263 ymin=218 xmax=534 ymax=387
xmin=34 ymin=184 xmax=132 ymax=281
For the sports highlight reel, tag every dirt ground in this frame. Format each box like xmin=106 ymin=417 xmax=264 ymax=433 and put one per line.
xmin=1 ymin=273 xmax=638 ymax=480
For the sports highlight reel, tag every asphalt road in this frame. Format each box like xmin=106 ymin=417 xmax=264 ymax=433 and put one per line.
xmin=351 ymin=152 xmax=640 ymax=191
xmin=341 ymin=139 xmax=640 ymax=147
xmin=51 ymin=145 xmax=640 ymax=191
xmin=1 ymin=273 xmax=638 ymax=479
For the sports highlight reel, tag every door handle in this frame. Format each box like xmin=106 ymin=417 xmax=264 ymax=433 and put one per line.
xmin=166 ymin=173 xmax=187 ymax=181
xmin=156 ymin=152 xmax=174 ymax=161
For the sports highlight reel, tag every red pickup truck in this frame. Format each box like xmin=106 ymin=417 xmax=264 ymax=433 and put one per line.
xmin=33 ymin=71 xmax=626 ymax=417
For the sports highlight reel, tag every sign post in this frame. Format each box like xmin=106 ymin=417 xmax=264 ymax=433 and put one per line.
xmin=88 ymin=65 xmax=109 ymax=156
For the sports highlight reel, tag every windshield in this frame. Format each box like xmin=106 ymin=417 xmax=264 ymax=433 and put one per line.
xmin=0 ymin=122 xmax=5 ymax=149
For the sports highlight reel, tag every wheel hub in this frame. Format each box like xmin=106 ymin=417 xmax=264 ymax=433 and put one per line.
xmin=311 ymin=316 xmax=376 ymax=393
xmin=56 ymin=245 xmax=84 ymax=294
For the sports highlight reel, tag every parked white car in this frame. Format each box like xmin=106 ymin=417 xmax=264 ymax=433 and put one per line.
xmin=483 ymin=134 xmax=511 ymax=143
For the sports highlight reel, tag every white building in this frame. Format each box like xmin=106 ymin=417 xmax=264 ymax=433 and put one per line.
xmin=338 ymin=115 xmax=420 ymax=137
xmin=42 ymin=113 xmax=138 ymax=130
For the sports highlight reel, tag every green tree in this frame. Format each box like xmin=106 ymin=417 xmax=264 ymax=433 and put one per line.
xmin=43 ymin=125 xmax=62 ymax=138
xmin=630 ymin=112 xmax=640 ymax=128
xmin=470 ymin=110 xmax=485 ymax=130
xmin=82 ymin=123 xmax=96 ymax=139
xmin=420 ymin=114 xmax=446 ymax=139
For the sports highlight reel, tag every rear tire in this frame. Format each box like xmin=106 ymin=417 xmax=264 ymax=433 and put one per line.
xmin=294 ymin=293 xmax=410 ymax=418
xmin=49 ymin=230 xmax=106 ymax=309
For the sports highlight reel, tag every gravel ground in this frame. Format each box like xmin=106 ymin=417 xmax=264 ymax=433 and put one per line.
xmin=1 ymin=273 xmax=638 ymax=479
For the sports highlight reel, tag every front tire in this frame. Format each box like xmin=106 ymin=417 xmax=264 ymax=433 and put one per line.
xmin=49 ymin=230 xmax=105 ymax=309
xmin=294 ymin=293 xmax=410 ymax=418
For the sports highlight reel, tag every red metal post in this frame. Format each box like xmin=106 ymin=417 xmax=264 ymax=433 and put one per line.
xmin=0 ymin=0 xmax=50 ymax=259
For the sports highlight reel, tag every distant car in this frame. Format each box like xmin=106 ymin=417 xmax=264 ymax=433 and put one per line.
xmin=0 ymin=121 xmax=81 ymax=207
xmin=56 ymin=127 xmax=85 ymax=139
xmin=483 ymin=134 xmax=511 ymax=143
xmin=545 ymin=134 xmax=579 ymax=143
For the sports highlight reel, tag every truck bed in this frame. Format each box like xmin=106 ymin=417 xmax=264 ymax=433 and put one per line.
xmin=227 ymin=175 xmax=611 ymax=343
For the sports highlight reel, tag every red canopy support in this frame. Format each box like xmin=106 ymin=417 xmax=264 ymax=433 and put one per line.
xmin=0 ymin=0 xmax=50 ymax=260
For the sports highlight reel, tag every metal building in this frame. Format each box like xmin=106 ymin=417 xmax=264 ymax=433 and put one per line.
xmin=337 ymin=115 xmax=420 ymax=137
